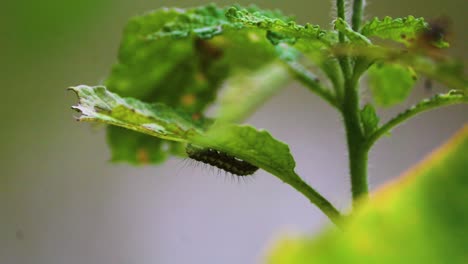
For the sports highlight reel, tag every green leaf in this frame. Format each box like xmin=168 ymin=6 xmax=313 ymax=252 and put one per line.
xmin=267 ymin=125 xmax=468 ymax=263
xmin=361 ymin=16 xmax=428 ymax=46
xmin=360 ymin=104 xmax=380 ymax=137
xmin=225 ymin=6 xmax=336 ymax=47
xmin=71 ymin=85 xmax=299 ymax=181
xmin=367 ymin=62 xmax=417 ymax=107
xmin=217 ymin=63 xmax=290 ymax=123
xmin=104 ymin=4 xmax=299 ymax=164
xmin=225 ymin=6 xmax=340 ymax=81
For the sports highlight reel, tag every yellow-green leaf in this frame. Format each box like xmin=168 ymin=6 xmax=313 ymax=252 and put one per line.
xmin=267 ymin=125 xmax=468 ymax=264
xmin=361 ymin=16 xmax=428 ymax=46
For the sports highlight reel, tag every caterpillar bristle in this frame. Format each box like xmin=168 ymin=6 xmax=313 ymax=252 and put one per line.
xmin=185 ymin=144 xmax=258 ymax=176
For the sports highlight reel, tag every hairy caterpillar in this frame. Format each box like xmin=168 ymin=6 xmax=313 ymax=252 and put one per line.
xmin=185 ymin=144 xmax=258 ymax=176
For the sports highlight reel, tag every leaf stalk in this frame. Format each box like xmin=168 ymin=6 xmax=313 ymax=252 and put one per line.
xmin=285 ymin=175 xmax=343 ymax=227
xmin=286 ymin=61 xmax=339 ymax=109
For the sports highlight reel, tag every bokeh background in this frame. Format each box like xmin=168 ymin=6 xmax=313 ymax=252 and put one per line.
xmin=1 ymin=1 xmax=467 ymax=263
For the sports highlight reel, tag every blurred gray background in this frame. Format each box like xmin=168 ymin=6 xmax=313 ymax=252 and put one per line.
xmin=1 ymin=0 xmax=467 ymax=263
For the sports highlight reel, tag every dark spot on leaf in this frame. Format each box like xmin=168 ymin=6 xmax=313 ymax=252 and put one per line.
xmin=424 ymin=78 xmax=433 ymax=91
xmin=194 ymin=38 xmax=223 ymax=71
xmin=194 ymin=38 xmax=223 ymax=60
xmin=181 ymin=94 xmax=196 ymax=106
xmin=137 ymin=148 xmax=150 ymax=164
xmin=424 ymin=17 xmax=451 ymax=43
xmin=192 ymin=113 xmax=201 ymax=120
xmin=416 ymin=16 xmax=452 ymax=50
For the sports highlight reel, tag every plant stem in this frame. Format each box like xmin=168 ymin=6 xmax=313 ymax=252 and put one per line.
xmin=336 ymin=0 xmax=353 ymax=84
xmin=287 ymin=175 xmax=343 ymax=227
xmin=351 ymin=0 xmax=364 ymax=31
xmin=342 ymin=75 xmax=369 ymax=206
xmin=286 ymin=61 xmax=339 ymax=109
xmin=336 ymin=0 xmax=346 ymax=21
xmin=335 ymin=0 xmax=371 ymax=204
xmin=348 ymin=145 xmax=369 ymax=205
xmin=336 ymin=0 xmax=347 ymax=47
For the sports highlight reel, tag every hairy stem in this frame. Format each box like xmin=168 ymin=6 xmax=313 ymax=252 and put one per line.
xmin=365 ymin=92 xmax=468 ymax=150
xmin=286 ymin=61 xmax=339 ymax=109
xmin=342 ymin=75 xmax=369 ymax=205
xmin=351 ymin=0 xmax=364 ymax=31
xmin=336 ymin=0 xmax=346 ymax=22
xmin=336 ymin=0 xmax=353 ymax=84
xmin=287 ymin=175 xmax=343 ymax=227
xmin=336 ymin=0 xmax=347 ymax=46
xmin=335 ymin=0 xmax=369 ymax=204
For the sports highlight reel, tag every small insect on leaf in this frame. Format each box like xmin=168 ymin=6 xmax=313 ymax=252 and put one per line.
xmin=417 ymin=16 xmax=452 ymax=49
xmin=185 ymin=144 xmax=259 ymax=176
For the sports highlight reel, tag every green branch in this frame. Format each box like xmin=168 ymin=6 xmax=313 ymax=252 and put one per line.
xmin=365 ymin=91 xmax=468 ymax=150
xmin=286 ymin=175 xmax=343 ymax=227
xmin=351 ymin=0 xmax=364 ymax=31
xmin=286 ymin=61 xmax=339 ymax=109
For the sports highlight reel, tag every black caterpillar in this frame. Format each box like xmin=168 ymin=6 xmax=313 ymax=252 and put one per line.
xmin=185 ymin=144 xmax=258 ymax=176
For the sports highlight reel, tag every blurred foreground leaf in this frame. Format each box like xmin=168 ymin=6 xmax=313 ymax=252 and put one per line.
xmin=217 ymin=63 xmax=290 ymax=123
xmin=106 ymin=4 xmax=290 ymax=105
xmin=103 ymin=4 xmax=305 ymax=164
xmin=267 ymin=125 xmax=468 ymax=263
